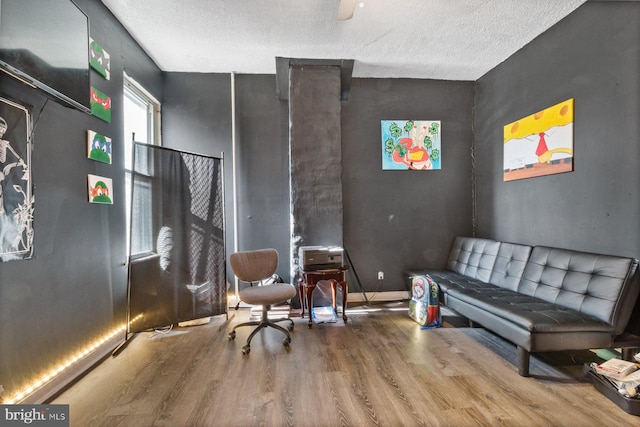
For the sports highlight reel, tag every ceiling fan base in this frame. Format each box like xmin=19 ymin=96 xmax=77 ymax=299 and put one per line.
xmin=337 ymin=0 xmax=357 ymax=21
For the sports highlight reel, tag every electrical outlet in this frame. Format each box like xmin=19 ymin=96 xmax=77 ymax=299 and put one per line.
xmin=378 ymin=271 xmax=384 ymax=280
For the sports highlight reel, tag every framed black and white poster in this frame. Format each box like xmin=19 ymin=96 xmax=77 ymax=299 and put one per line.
xmin=0 ymin=96 xmax=34 ymax=261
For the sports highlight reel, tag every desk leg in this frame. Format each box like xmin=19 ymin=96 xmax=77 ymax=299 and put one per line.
xmin=340 ymin=281 xmax=348 ymax=322
xmin=306 ymin=286 xmax=313 ymax=328
xmin=330 ymin=280 xmax=339 ymax=318
xmin=331 ymin=280 xmax=348 ymax=322
xmin=298 ymin=280 xmax=305 ymax=318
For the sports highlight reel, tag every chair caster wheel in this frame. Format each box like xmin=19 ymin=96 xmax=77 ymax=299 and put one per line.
xmin=288 ymin=323 xmax=294 ymax=331
xmin=228 ymin=331 xmax=236 ymax=340
xmin=283 ymin=337 xmax=291 ymax=347
xmin=242 ymin=345 xmax=250 ymax=355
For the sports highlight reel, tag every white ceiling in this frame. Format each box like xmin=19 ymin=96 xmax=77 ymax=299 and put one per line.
xmin=101 ymin=0 xmax=587 ymax=81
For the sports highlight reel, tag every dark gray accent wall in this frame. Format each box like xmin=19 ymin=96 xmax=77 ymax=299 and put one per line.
xmin=233 ymin=74 xmax=291 ymax=280
xmin=0 ymin=0 xmax=162 ymax=402
xmin=289 ymin=65 xmax=344 ymax=267
xmin=161 ymin=73 xmax=475 ymax=297
xmin=162 ymin=73 xmax=232 ymax=156
xmin=161 ymin=73 xmax=234 ymax=284
xmin=474 ymin=1 xmax=640 ymax=258
xmin=342 ymin=78 xmax=475 ymax=293
xmin=161 ymin=73 xmax=293 ymax=284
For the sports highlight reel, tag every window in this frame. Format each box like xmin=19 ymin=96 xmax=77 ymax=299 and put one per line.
xmin=124 ymin=74 xmax=161 ymax=257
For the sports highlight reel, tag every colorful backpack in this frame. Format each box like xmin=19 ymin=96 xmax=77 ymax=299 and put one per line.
xmin=408 ymin=274 xmax=443 ymax=329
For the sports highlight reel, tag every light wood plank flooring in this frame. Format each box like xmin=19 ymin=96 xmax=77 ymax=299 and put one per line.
xmin=51 ymin=302 xmax=639 ymax=426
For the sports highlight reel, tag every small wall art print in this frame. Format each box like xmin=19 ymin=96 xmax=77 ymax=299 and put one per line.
xmin=87 ymin=130 xmax=112 ymax=164
xmin=88 ymin=174 xmax=113 ymax=205
xmin=90 ymin=86 xmax=111 ymax=123
xmin=381 ymin=120 xmax=441 ymax=170
xmin=503 ymin=98 xmax=574 ymax=182
xmin=0 ymin=96 xmax=34 ymax=261
xmin=89 ymin=38 xmax=111 ymax=80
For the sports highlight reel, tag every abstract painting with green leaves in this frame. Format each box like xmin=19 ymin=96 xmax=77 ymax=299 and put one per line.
xmin=381 ymin=120 xmax=441 ymax=170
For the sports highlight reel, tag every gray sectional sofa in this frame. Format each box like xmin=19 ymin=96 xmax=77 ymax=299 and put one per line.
xmin=408 ymin=237 xmax=640 ymax=376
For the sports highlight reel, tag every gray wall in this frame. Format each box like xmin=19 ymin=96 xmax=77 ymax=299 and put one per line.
xmin=161 ymin=73 xmax=293 ymax=285
xmin=161 ymin=72 xmax=234 ymax=284
xmin=233 ymin=74 xmax=290 ymax=280
xmin=0 ymin=0 xmax=162 ymax=402
xmin=474 ymin=1 xmax=640 ymax=258
xmin=161 ymin=73 xmax=475 ymax=297
xmin=342 ymin=79 xmax=475 ymax=292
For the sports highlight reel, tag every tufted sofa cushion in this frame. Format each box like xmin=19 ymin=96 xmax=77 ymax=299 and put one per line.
xmin=408 ymin=238 xmax=532 ymax=305
xmin=446 ymin=237 xmax=501 ymax=283
xmin=488 ymin=242 xmax=532 ymax=290
xmin=426 ymin=270 xmax=496 ymax=305
xmin=517 ymin=246 xmax=639 ymax=333
xmin=447 ymin=286 xmax=613 ymax=334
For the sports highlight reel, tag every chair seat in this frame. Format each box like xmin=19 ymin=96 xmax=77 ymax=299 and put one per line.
xmin=239 ymin=283 xmax=296 ymax=306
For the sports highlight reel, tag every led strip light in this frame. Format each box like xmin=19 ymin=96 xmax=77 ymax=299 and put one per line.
xmin=4 ymin=314 xmax=143 ymax=404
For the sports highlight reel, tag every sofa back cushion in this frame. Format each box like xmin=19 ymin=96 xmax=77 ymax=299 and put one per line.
xmin=489 ymin=242 xmax=533 ymax=290
xmin=447 ymin=237 xmax=500 ymax=283
xmin=518 ymin=246 xmax=639 ymax=332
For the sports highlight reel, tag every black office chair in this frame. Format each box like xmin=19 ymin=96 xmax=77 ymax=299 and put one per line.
xmin=228 ymin=248 xmax=296 ymax=354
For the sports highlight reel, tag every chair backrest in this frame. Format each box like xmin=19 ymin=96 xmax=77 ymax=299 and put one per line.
xmin=230 ymin=248 xmax=278 ymax=283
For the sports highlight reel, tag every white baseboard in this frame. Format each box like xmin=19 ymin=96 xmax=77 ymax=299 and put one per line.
xmin=347 ymin=290 xmax=410 ymax=303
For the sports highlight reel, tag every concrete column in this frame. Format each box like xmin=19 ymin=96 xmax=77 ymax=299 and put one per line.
xmin=289 ymin=65 xmax=343 ymax=274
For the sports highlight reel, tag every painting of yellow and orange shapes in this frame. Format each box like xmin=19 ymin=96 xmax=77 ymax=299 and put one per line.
xmin=503 ymin=98 xmax=574 ymax=182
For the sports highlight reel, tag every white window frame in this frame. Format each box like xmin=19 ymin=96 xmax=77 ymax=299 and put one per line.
xmin=124 ymin=73 xmax=161 ymax=259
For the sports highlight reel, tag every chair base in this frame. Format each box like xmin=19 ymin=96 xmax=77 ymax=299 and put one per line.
xmin=228 ymin=305 xmax=294 ymax=354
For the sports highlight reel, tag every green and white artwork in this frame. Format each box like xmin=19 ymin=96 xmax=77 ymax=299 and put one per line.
xmin=88 ymin=174 xmax=113 ymax=205
xmin=89 ymin=38 xmax=111 ymax=80
xmin=87 ymin=130 xmax=112 ymax=164
xmin=90 ymin=86 xmax=111 ymax=123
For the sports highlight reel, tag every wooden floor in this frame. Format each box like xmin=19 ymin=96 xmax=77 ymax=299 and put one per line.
xmin=51 ymin=302 xmax=639 ymax=426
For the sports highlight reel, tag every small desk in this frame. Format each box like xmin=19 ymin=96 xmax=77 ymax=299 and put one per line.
xmin=298 ymin=267 xmax=348 ymax=328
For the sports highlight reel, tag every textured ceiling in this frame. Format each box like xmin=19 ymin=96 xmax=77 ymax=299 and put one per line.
xmin=101 ymin=0 xmax=587 ymax=80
